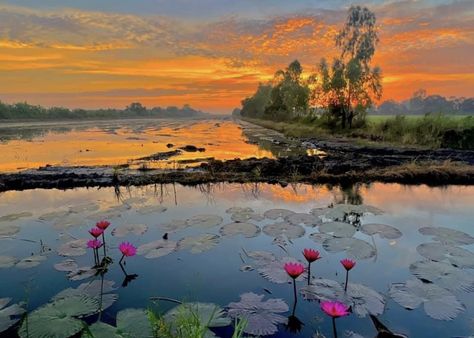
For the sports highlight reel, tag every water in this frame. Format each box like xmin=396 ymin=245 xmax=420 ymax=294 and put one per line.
xmin=1 ymin=182 xmax=473 ymax=337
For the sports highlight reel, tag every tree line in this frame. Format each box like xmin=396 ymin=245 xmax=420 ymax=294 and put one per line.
xmin=0 ymin=101 xmax=207 ymax=120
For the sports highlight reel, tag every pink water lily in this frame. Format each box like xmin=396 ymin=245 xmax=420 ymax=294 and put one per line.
xmin=96 ymin=220 xmax=111 ymax=230
xmin=340 ymin=259 xmax=356 ymax=291
xmin=303 ymin=249 xmax=321 ymax=285
xmin=119 ymin=242 xmax=137 ymax=257
xmin=88 ymin=227 xmax=103 ymax=238
xmin=321 ymin=301 xmax=350 ymax=338
xmin=284 ymin=262 xmax=305 ymax=279
xmin=87 ymin=239 xmax=103 ymax=249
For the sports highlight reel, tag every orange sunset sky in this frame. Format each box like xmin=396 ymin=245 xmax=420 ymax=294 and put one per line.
xmin=0 ymin=0 xmax=473 ymax=113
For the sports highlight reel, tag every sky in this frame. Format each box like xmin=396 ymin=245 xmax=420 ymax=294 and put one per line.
xmin=0 ymin=0 xmax=472 ymax=113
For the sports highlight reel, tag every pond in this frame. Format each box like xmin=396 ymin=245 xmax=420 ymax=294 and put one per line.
xmin=1 ymin=182 xmax=473 ymax=337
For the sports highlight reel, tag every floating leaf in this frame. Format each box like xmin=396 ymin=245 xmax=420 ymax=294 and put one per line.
xmin=52 ymin=214 xmax=84 ymax=230
xmin=309 ymin=207 xmax=329 ymax=218
xmin=285 ymin=213 xmax=320 ymax=227
xmin=323 ymin=238 xmax=376 ymax=259
xmin=228 ymin=292 xmax=288 ymax=336
xmin=227 ymin=207 xmax=264 ymax=222
xmin=137 ymin=239 xmax=177 ymax=258
xmin=0 ymin=298 xmax=25 ymax=333
xmin=18 ymin=295 xmax=100 ymax=338
xmin=67 ymin=266 xmax=98 ymax=281
xmin=409 ymin=260 xmax=474 ymax=292
xmin=300 ymin=279 xmax=344 ymax=302
xmin=82 ymin=322 xmax=121 ymax=337
xmin=177 ymin=234 xmax=220 ymax=253
xmin=186 ymin=215 xmax=223 ymax=228
xmin=263 ymin=222 xmax=305 ymax=239
xmin=258 ymin=257 xmax=305 ymax=284
xmin=319 ymin=222 xmax=356 ymax=238
xmin=345 ymin=283 xmax=385 ymax=318
xmin=325 ymin=204 xmax=382 ymax=221
xmin=68 ymin=203 xmax=100 ymax=214
xmin=0 ymin=212 xmax=32 ymax=222
xmin=417 ymin=242 xmax=474 ymax=268
xmin=159 ymin=220 xmax=189 ymax=232
xmin=136 ymin=205 xmax=167 ymax=215
xmin=389 ymin=279 xmax=465 ymax=320
xmin=16 ymin=255 xmax=47 ymax=269
xmin=39 ymin=210 xmax=70 ymax=221
xmin=0 ymin=256 xmax=18 ymax=268
xmin=264 ymin=209 xmax=295 ymax=220
xmin=54 ymin=259 xmax=78 ymax=272
xmin=58 ymin=239 xmax=88 ymax=257
xmin=112 ymin=224 xmax=148 ymax=237
xmin=309 ymin=233 xmax=334 ymax=243
xmin=226 ymin=207 xmax=254 ymax=214
xmin=245 ymin=250 xmax=276 ymax=266
xmin=419 ymin=227 xmax=474 ymax=245
xmin=360 ymin=223 xmax=402 ymax=239
xmin=220 ymin=222 xmax=260 ymax=238
xmin=0 ymin=225 xmax=20 ymax=237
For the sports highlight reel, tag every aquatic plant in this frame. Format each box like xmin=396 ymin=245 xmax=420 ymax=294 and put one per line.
xmin=88 ymin=227 xmax=103 ymax=238
xmin=96 ymin=220 xmax=111 ymax=257
xmin=119 ymin=242 xmax=137 ymax=264
xmin=303 ymin=248 xmax=321 ymax=285
xmin=284 ymin=262 xmax=305 ymax=304
xmin=320 ymin=301 xmax=350 ymax=338
xmin=341 ymin=258 xmax=356 ymax=292
xmin=87 ymin=239 xmax=103 ymax=266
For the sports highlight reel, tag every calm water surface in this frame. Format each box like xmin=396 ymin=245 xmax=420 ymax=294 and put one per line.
xmin=1 ymin=183 xmax=473 ymax=337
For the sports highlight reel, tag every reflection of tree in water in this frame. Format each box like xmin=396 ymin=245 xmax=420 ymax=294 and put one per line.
xmin=334 ymin=184 xmax=364 ymax=205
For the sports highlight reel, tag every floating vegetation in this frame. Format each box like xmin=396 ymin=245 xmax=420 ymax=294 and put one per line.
xmin=360 ymin=223 xmax=402 ymax=239
xmin=227 ymin=292 xmax=288 ymax=336
xmin=159 ymin=219 xmax=189 ymax=232
xmin=0 ymin=298 xmax=25 ymax=333
xmin=137 ymin=239 xmax=177 ymax=258
xmin=186 ymin=215 xmax=223 ymax=229
xmin=136 ymin=205 xmax=167 ymax=215
xmin=58 ymin=239 xmax=88 ymax=257
xmin=309 ymin=233 xmax=334 ymax=243
xmin=300 ymin=279 xmax=344 ymax=302
xmin=52 ymin=215 xmax=84 ymax=230
xmin=323 ymin=238 xmax=376 ymax=259
xmin=324 ymin=204 xmax=383 ymax=221
xmin=319 ymin=221 xmax=356 ymax=238
xmin=68 ymin=203 xmax=100 ymax=214
xmin=219 ymin=222 xmax=260 ymax=238
xmin=344 ymin=283 xmax=385 ymax=318
xmin=416 ymin=242 xmax=474 ymax=268
xmin=258 ymin=257 xmax=305 ymax=284
xmin=164 ymin=302 xmax=230 ymax=336
xmin=18 ymin=295 xmax=100 ymax=338
xmin=16 ymin=255 xmax=47 ymax=269
xmin=0 ymin=256 xmax=18 ymax=268
xmin=389 ymin=279 xmax=465 ymax=320
xmin=419 ymin=227 xmax=474 ymax=246
xmin=285 ymin=213 xmax=320 ymax=227
xmin=245 ymin=250 xmax=277 ymax=266
xmin=309 ymin=207 xmax=328 ymax=218
xmin=262 ymin=222 xmax=305 ymax=239
xmin=39 ymin=210 xmax=71 ymax=222
xmin=67 ymin=267 xmax=98 ymax=281
xmin=112 ymin=224 xmax=148 ymax=237
xmin=86 ymin=308 xmax=152 ymax=337
xmin=227 ymin=207 xmax=264 ymax=222
xmin=409 ymin=260 xmax=474 ymax=292
xmin=0 ymin=212 xmax=33 ymax=222
xmin=54 ymin=259 xmax=79 ymax=272
xmin=264 ymin=209 xmax=295 ymax=220
xmin=177 ymin=234 xmax=220 ymax=254
xmin=0 ymin=224 xmax=20 ymax=237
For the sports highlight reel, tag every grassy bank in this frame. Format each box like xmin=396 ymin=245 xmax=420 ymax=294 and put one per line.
xmin=241 ymin=114 xmax=474 ymax=149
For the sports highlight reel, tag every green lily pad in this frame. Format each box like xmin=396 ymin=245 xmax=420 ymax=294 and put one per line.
xmin=112 ymin=224 xmax=148 ymax=237
xmin=67 ymin=267 xmax=98 ymax=281
xmin=69 ymin=203 xmax=100 ymax=214
xmin=186 ymin=215 xmax=223 ymax=228
xmin=419 ymin=227 xmax=474 ymax=245
xmin=82 ymin=308 xmax=152 ymax=337
xmin=16 ymin=255 xmax=47 ymax=269
xmin=319 ymin=221 xmax=356 ymax=238
xmin=264 ymin=209 xmax=295 ymax=220
xmin=159 ymin=220 xmax=189 ymax=232
xmin=54 ymin=259 xmax=78 ymax=272
xmin=416 ymin=242 xmax=474 ymax=268
xmin=361 ymin=223 xmax=402 ymax=239
xmin=344 ymin=283 xmax=385 ymax=318
xmin=410 ymin=260 xmax=474 ymax=292
xmin=263 ymin=222 xmax=305 ymax=239
xmin=323 ymin=237 xmax=376 ymax=259
xmin=0 ymin=256 xmax=18 ymax=268
xmin=0 ymin=298 xmax=25 ymax=333
xmin=258 ymin=257 xmax=305 ymax=284
xmin=285 ymin=213 xmax=320 ymax=227
xmin=300 ymin=279 xmax=344 ymax=302
xmin=58 ymin=239 xmax=88 ymax=257
xmin=177 ymin=234 xmax=220 ymax=254
xmin=136 ymin=205 xmax=167 ymax=215
xmin=137 ymin=240 xmax=177 ymax=258
xmin=0 ymin=225 xmax=20 ymax=237
xmin=0 ymin=212 xmax=32 ymax=222
xmin=220 ymin=222 xmax=260 ymax=238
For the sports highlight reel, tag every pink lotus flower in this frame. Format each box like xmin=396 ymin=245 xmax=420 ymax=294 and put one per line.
xmin=284 ymin=262 xmax=305 ymax=279
xmin=96 ymin=220 xmax=111 ymax=230
xmin=87 ymin=239 xmax=103 ymax=249
xmin=89 ymin=227 xmax=104 ymax=238
xmin=119 ymin=242 xmax=137 ymax=257
xmin=340 ymin=258 xmax=356 ymax=271
xmin=320 ymin=301 xmax=350 ymax=318
xmin=303 ymin=248 xmax=321 ymax=263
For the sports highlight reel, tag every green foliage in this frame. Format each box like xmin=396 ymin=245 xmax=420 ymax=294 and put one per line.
xmin=240 ymin=84 xmax=272 ymax=118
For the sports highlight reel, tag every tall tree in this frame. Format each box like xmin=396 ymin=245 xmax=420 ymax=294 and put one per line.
xmin=315 ymin=6 xmax=382 ymax=128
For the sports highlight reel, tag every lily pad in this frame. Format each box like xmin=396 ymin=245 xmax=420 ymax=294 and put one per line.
xmin=16 ymin=255 xmax=47 ymax=269
xmin=419 ymin=227 xmax=474 ymax=245
xmin=186 ymin=215 xmax=223 ymax=228
xmin=69 ymin=203 xmax=100 ymax=214
xmin=323 ymin=237 xmax=376 ymax=259
xmin=300 ymin=279 xmax=344 ymax=302
xmin=220 ymin=222 xmax=260 ymax=238
xmin=67 ymin=267 xmax=98 ymax=281
xmin=177 ymin=234 xmax=220 ymax=254
xmin=58 ymin=239 xmax=88 ymax=257
xmin=159 ymin=220 xmax=189 ymax=232
xmin=360 ymin=223 xmax=402 ymax=239
xmin=18 ymin=295 xmax=100 ymax=338
xmin=416 ymin=242 xmax=474 ymax=268
xmin=319 ymin=221 xmax=356 ymax=238
xmin=325 ymin=204 xmax=382 ymax=221
xmin=409 ymin=260 xmax=474 ymax=292
xmin=112 ymin=224 xmax=148 ymax=237
xmin=227 ymin=292 xmax=288 ymax=336
xmin=227 ymin=207 xmax=264 ymax=222
xmin=54 ymin=259 xmax=79 ymax=272
xmin=309 ymin=233 xmax=334 ymax=243
xmin=137 ymin=240 xmax=177 ymax=258
xmin=345 ymin=283 xmax=385 ymax=318
xmin=0 ymin=298 xmax=25 ymax=333
xmin=0 ymin=225 xmax=20 ymax=237
xmin=136 ymin=205 xmax=167 ymax=215
xmin=0 ymin=212 xmax=32 ymax=222
xmin=309 ymin=207 xmax=328 ymax=218
xmin=39 ymin=210 xmax=70 ymax=221
xmin=285 ymin=213 xmax=320 ymax=227
xmin=258 ymin=257 xmax=305 ymax=284
xmin=389 ymin=279 xmax=465 ymax=320
xmin=263 ymin=222 xmax=305 ymax=239
xmin=0 ymin=256 xmax=18 ymax=268
xmin=52 ymin=215 xmax=84 ymax=230
xmin=245 ymin=250 xmax=277 ymax=266
xmin=264 ymin=209 xmax=295 ymax=220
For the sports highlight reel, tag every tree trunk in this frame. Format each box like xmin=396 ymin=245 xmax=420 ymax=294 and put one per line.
xmin=341 ymin=107 xmax=346 ymax=129
xmin=348 ymin=110 xmax=354 ymax=128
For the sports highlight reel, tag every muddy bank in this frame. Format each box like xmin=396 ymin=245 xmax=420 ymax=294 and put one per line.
xmin=1 ymin=152 xmax=473 ymax=192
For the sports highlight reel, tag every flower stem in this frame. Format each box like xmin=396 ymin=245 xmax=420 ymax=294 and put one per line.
xmin=292 ymin=278 xmax=298 ymax=305
xmin=119 ymin=254 xmax=125 ymax=265
xmin=332 ymin=317 xmax=338 ymax=338
xmin=307 ymin=262 xmax=311 ymax=285
xmin=344 ymin=271 xmax=349 ymax=292
xmin=101 ymin=233 xmax=107 ymax=258
xmin=93 ymin=248 xmax=98 ymax=266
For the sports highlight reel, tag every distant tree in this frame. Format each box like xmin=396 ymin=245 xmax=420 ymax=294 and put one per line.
xmin=314 ymin=6 xmax=382 ymax=128
xmin=126 ymin=102 xmax=147 ymax=115
xmin=240 ymin=83 xmax=272 ymax=118
xmin=377 ymin=100 xmax=407 ymax=115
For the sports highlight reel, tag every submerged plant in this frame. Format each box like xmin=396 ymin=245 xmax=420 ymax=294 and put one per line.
xmin=303 ymin=248 xmax=321 ymax=285
xmin=340 ymin=258 xmax=356 ymax=292
xmin=320 ymin=301 xmax=350 ymax=338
